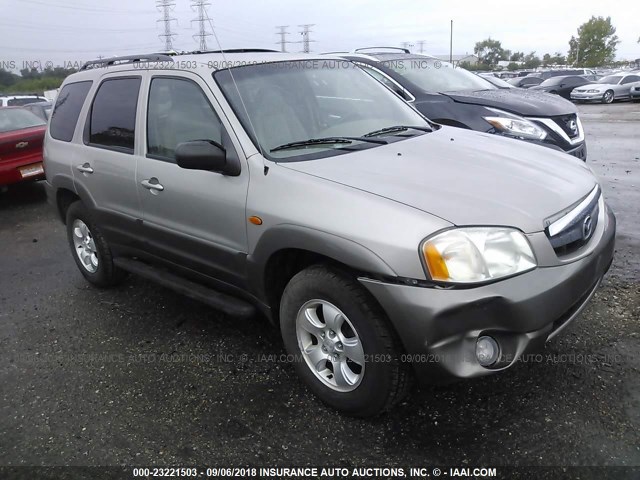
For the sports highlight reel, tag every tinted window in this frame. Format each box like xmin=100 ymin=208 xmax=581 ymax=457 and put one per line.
xmin=621 ymin=75 xmax=640 ymax=84
xmin=0 ymin=108 xmax=45 ymax=133
xmin=50 ymin=82 xmax=92 ymax=142
xmin=565 ymin=76 xmax=586 ymax=86
xmin=526 ymin=77 xmax=542 ymax=85
xmin=598 ymin=75 xmax=622 ymax=84
xmin=147 ymin=77 xmax=223 ymax=162
xmin=89 ymin=77 xmax=141 ymax=152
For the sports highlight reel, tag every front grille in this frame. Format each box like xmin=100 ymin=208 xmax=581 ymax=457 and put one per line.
xmin=553 ymin=113 xmax=580 ymax=139
xmin=545 ymin=188 xmax=600 ymax=256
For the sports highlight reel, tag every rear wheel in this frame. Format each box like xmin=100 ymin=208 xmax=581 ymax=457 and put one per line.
xmin=602 ymin=90 xmax=614 ymax=104
xmin=280 ymin=265 xmax=411 ymax=417
xmin=66 ymin=201 xmax=127 ymax=287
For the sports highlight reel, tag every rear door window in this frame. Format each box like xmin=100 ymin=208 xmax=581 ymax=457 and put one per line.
xmin=50 ymin=81 xmax=92 ymax=142
xmin=88 ymin=77 xmax=141 ymax=153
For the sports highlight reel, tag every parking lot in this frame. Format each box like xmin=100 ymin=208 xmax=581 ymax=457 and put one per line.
xmin=0 ymin=102 xmax=638 ymax=470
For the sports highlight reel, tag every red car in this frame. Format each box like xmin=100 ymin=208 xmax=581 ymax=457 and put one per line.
xmin=0 ymin=107 xmax=47 ymax=187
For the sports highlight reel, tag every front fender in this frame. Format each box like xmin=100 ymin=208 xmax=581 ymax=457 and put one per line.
xmin=246 ymin=224 xmax=398 ymax=301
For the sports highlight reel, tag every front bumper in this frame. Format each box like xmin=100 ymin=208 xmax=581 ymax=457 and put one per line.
xmin=571 ymin=91 xmax=604 ymax=102
xmin=360 ymin=206 xmax=616 ymax=383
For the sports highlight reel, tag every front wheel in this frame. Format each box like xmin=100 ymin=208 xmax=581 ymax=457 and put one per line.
xmin=279 ymin=265 xmax=411 ymax=417
xmin=602 ymin=90 xmax=614 ymax=104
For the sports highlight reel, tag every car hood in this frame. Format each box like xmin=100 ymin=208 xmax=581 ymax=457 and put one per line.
xmin=439 ymin=88 xmax=576 ymax=116
xmin=280 ymin=127 xmax=597 ymax=233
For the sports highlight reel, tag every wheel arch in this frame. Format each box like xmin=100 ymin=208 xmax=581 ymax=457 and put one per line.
xmin=247 ymin=225 xmax=398 ymax=322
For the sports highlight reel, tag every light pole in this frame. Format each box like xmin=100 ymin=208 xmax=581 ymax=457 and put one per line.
xmin=449 ymin=20 xmax=453 ymax=64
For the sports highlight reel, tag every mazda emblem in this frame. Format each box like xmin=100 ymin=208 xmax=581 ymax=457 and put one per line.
xmin=568 ymin=120 xmax=578 ymax=134
xmin=582 ymin=215 xmax=593 ymax=240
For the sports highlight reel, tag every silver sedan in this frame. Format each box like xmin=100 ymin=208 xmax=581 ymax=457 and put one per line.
xmin=571 ymin=73 xmax=640 ymax=103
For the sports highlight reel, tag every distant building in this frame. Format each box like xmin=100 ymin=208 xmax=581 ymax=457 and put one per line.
xmin=497 ymin=60 xmax=524 ymax=69
xmin=431 ymin=54 xmax=479 ymax=66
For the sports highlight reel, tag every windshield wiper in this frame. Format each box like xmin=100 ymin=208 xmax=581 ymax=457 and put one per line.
xmin=363 ymin=125 xmax=433 ymax=138
xmin=270 ymin=136 xmax=387 ymax=153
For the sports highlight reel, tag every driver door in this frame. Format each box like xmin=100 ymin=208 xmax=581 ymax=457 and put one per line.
xmin=136 ymin=73 xmax=250 ymax=288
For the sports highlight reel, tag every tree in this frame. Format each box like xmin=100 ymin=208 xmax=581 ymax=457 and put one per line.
xmin=510 ymin=51 xmax=524 ymax=62
xmin=551 ymin=52 xmax=566 ymax=65
xmin=567 ymin=16 xmax=620 ymax=67
xmin=523 ymin=51 xmax=541 ymax=69
xmin=474 ymin=38 xmax=508 ymax=66
xmin=542 ymin=53 xmax=552 ymax=66
xmin=507 ymin=62 xmax=520 ymax=71
xmin=0 ymin=68 xmax=18 ymax=87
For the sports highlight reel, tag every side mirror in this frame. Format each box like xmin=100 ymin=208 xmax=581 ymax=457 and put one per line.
xmin=559 ymin=83 xmax=566 ymax=88
xmin=175 ymin=140 xmax=228 ymax=173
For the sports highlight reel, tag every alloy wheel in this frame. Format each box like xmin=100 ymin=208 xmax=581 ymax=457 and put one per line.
xmin=295 ymin=299 xmax=365 ymax=392
xmin=72 ymin=219 xmax=99 ymax=273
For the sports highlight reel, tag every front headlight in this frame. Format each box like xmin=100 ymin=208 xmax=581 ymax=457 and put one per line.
xmin=586 ymin=89 xmax=600 ymax=93
xmin=421 ymin=227 xmax=537 ymax=283
xmin=483 ymin=108 xmax=547 ymax=140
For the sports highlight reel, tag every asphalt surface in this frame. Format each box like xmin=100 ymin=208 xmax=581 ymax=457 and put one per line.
xmin=1 ymin=103 xmax=639 ymax=474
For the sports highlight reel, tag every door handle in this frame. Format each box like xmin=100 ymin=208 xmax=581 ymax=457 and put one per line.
xmin=141 ymin=178 xmax=164 ymax=192
xmin=76 ymin=163 xmax=94 ymax=174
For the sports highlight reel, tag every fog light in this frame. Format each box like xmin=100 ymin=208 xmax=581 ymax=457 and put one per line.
xmin=476 ymin=336 xmax=500 ymax=367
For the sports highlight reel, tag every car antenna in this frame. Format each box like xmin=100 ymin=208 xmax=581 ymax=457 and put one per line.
xmin=203 ymin=10 xmax=268 ymax=175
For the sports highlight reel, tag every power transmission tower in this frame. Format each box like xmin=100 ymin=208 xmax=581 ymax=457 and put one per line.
xmin=156 ymin=0 xmax=177 ymax=51
xmin=417 ymin=40 xmax=425 ymax=54
xmin=298 ymin=24 xmax=316 ymax=53
xmin=191 ymin=0 xmax=212 ymax=51
xmin=275 ymin=25 xmax=291 ymax=52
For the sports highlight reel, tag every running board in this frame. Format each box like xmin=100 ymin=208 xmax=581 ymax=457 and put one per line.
xmin=113 ymin=257 xmax=256 ymax=318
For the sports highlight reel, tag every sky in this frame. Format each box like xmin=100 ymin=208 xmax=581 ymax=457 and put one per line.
xmin=1 ymin=0 xmax=639 ymax=72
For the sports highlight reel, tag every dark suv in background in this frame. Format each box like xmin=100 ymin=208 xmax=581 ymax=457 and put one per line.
xmin=341 ymin=49 xmax=587 ymax=160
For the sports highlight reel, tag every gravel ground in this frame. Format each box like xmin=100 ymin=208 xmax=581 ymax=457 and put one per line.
xmin=0 ymin=102 xmax=639 ymax=475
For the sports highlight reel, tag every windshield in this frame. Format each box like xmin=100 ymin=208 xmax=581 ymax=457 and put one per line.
xmin=597 ymin=75 xmax=622 ymax=84
xmin=0 ymin=108 xmax=46 ymax=133
xmin=215 ymin=61 xmax=430 ymax=160
xmin=381 ymin=57 xmax=496 ymax=92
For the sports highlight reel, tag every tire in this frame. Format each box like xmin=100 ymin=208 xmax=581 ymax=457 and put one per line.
xmin=65 ymin=201 xmax=127 ymax=288
xmin=602 ymin=90 xmax=614 ymax=104
xmin=280 ymin=265 xmax=411 ymax=417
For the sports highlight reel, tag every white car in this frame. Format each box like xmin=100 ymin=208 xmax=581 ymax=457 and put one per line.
xmin=0 ymin=95 xmax=48 ymax=107
xmin=571 ymin=73 xmax=640 ymax=103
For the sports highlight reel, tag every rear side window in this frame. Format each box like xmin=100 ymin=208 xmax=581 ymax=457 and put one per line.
xmin=88 ymin=77 xmax=141 ymax=152
xmin=50 ymin=82 xmax=92 ymax=142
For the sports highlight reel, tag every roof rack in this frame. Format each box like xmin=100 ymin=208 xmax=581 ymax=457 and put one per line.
xmin=80 ymin=53 xmax=174 ymax=71
xmin=185 ymin=48 xmax=280 ymax=54
xmin=354 ymin=47 xmax=411 ymax=54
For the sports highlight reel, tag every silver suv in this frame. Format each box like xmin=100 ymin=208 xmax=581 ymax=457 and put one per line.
xmin=44 ymin=51 xmax=616 ymax=417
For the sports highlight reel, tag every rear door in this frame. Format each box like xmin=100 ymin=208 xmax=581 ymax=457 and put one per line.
xmin=135 ymin=73 xmax=250 ymax=287
xmin=75 ymin=75 xmax=144 ymax=247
